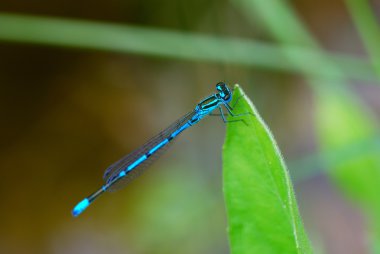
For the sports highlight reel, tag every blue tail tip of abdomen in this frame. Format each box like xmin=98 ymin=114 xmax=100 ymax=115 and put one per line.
xmin=72 ymin=198 xmax=90 ymax=217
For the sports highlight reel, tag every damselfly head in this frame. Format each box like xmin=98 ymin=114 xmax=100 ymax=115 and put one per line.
xmin=216 ymin=82 xmax=232 ymax=102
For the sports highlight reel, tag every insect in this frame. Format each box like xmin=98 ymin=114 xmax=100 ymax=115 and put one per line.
xmin=72 ymin=82 xmax=249 ymax=216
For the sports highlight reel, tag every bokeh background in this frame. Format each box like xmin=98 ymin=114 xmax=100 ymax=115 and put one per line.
xmin=1 ymin=0 xmax=380 ymax=254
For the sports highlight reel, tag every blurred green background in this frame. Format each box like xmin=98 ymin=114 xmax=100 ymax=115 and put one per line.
xmin=0 ymin=0 xmax=380 ymax=253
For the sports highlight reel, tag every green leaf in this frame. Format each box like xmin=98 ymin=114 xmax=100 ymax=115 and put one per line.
xmin=231 ymin=0 xmax=380 ymax=250
xmin=223 ymin=85 xmax=313 ymax=254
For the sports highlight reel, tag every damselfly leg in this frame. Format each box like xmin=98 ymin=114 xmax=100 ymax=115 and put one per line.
xmin=210 ymin=93 xmax=253 ymax=124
